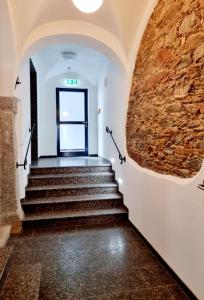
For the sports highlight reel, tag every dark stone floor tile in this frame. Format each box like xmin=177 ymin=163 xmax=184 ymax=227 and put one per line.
xmin=79 ymin=270 xmax=147 ymax=298
xmin=1 ymin=263 xmax=41 ymax=300
xmin=39 ymin=264 xmax=147 ymax=300
xmin=0 ymin=246 xmax=13 ymax=276
xmin=139 ymin=264 xmax=176 ymax=288
xmin=39 ymin=266 xmax=83 ymax=300
xmin=59 ymin=226 xmax=148 ymax=258
xmin=6 ymin=238 xmax=16 ymax=247
xmin=99 ymin=285 xmax=190 ymax=299
xmin=11 ymin=229 xmax=34 ymax=240
xmin=12 ymin=238 xmax=37 ymax=251
xmin=31 ymin=236 xmax=61 ymax=250
xmin=49 ymin=225 xmax=77 ymax=235
xmin=76 ymin=223 xmax=118 ymax=234
xmin=8 ymin=230 xmax=34 ymax=247
xmin=13 ymin=234 xmax=61 ymax=252
xmin=167 ymin=285 xmax=191 ymax=299
xmin=5 ymin=223 xmax=191 ymax=300
xmin=10 ymin=249 xmax=36 ymax=266
xmin=35 ymin=246 xmax=78 ymax=266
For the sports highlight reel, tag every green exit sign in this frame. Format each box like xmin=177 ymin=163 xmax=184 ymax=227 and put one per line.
xmin=65 ymin=79 xmax=79 ymax=86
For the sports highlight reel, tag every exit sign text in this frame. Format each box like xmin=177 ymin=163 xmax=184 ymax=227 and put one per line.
xmin=65 ymin=79 xmax=79 ymax=86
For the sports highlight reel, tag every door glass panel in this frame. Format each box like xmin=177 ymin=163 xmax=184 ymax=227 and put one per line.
xmin=60 ymin=124 xmax=85 ymax=152
xmin=59 ymin=91 xmax=85 ymax=122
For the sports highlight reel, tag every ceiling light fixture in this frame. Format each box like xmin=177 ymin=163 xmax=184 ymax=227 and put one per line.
xmin=72 ymin=0 xmax=103 ymax=13
xmin=62 ymin=51 xmax=77 ymax=61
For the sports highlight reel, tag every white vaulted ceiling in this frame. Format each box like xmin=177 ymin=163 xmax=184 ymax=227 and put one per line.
xmin=6 ymin=0 xmax=152 ymax=60
xmin=32 ymin=44 xmax=107 ymax=86
xmin=8 ymin=0 xmax=121 ymax=56
xmin=0 ymin=0 xmax=157 ymax=95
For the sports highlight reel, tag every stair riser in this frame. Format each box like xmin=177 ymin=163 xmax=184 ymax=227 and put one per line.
xmin=30 ymin=166 xmax=111 ymax=176
xmin=22 ymin=199 xmax=123 ymax=214
xmin=28 ymin=175 xmax=115 ymax=187
xmin=26 ymin=187 xmax=118 ymax=199
xmin=22 ymin=213 xmax=128 ymax=229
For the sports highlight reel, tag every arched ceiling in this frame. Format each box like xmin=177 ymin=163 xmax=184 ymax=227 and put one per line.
xmin=0 ymin=0 xmax=157 ymax=95
xmin=7 ymin=0 xmax=151 ymax=60
xmin=8 ymin=0 xmax=120 ymax=56
xmin=32 ymin=44 xmax=107 ymax=86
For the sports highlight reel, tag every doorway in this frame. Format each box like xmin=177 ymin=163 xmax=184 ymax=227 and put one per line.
xmin=56 ymin=88 xmax=88 ymax=157
xmin=30 ymin=59 xmax=38 ymax=161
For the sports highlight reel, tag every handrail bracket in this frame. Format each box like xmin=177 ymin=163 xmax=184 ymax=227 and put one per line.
xmin=16 ymin=123 xmax=35 ymax=170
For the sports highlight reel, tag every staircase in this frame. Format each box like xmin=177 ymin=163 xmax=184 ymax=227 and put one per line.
xmin=21 ymin=159 xmax=128 ymax=229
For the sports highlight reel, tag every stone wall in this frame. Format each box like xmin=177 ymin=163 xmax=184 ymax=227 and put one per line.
xmin=126 ymin=0 xmax=204 ymax=178
xmin=0 ymin=97 xmax=21 ymax=232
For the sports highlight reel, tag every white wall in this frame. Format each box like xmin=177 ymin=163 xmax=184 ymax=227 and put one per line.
xmin=38 ymin=74 xmax=98 ymax=156
xmin=98 ymin=61 xmax=204 ymax=300
xmin=15 ymin=58 xmax=31 ymax=205
xmin=98 ymin=62 xmax=127 ymax=158
xmin=0 ymin=0 xmax=16 ymax=96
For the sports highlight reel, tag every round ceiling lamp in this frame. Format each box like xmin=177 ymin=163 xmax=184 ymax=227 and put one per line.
xmin=72 ymin=0 xmax=103 ymax=13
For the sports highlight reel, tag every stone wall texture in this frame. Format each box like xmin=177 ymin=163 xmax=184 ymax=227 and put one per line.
xmin=126 ymin=0 xmax=204 ymax=178
xmin=0 ymin=97 xmax=21 ymax=233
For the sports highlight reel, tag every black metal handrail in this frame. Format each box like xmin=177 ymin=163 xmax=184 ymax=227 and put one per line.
xmin=16 ymin=123 xmax=36 ymax=170
xmin=198 ymin=182 xmax=204 ymax=191
xmin=106 ymin=126 xmax=126 ymax=164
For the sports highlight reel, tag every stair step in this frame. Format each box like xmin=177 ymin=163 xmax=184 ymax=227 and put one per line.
xmin=22 ymin=192 xmax=122 ymax=205
xmin=22 ymin=193 xmax=123 ymax=213
xmin=30 ymin=165 xmax=112 ymax=175
xmin=21 ymin=193 xmax=122 ymax=207
xmin=28 ymin=172 xmax=115 ymax=186
xmin=0 ymin=263 xmax=41 ymax=300
xmin=24 ymin=207 xmax=128 ymax=220
xmin=22 ymin=158 xmax=128 ymax=230
xmin=0 ymin=247 xmax=13 ymax=294
xmin=26 ymin=183 xmax=118 ymax=198
xmin=26 ymin=182 xmax=118 ymax=191
xmin=23 ymin=207 xmax=128 ymax=229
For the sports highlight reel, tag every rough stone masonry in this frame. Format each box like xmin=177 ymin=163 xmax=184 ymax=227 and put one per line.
xmin=126 ymin=0 xmax=204 ymax=178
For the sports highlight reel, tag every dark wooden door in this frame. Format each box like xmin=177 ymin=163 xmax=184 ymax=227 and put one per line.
xmin=30 ymin=59 xmax=38 ymax=161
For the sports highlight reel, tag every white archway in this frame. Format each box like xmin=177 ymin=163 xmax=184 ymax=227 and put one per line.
xmin=17 ymin=20 xmax=128 ymax=74
xmin=15 ymin=19 xmax=129 ymax=200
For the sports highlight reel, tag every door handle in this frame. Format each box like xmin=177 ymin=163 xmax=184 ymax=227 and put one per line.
xmin=82 ymin=121 xmax=88 ymax=127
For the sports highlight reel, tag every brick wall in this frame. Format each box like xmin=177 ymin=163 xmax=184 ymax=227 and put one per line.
xmin=126 ymin=0 xmax=204 ymax=177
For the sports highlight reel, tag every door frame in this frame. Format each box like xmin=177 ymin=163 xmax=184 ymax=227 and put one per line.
xmin=30 ymin=59 xmax=38 ymax=161
xmin=56 ymin=88 xmax=88 ymax=157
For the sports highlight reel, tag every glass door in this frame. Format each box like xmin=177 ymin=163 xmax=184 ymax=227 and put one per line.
xmin=56 ymin=88 xmax=88 ymax=157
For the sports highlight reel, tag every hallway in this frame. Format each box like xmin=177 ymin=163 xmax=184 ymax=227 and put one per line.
xmin=3 ymin=223 xmax=189 ymax=299
xmin=1 ymin=0 xmax=204 ymax=298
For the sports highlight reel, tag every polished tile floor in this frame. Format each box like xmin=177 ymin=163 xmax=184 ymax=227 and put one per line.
xmin=7 ymin=223 xmax=190 ymax=299
xmin=31 ymin=157 xmax=110 ymax=168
